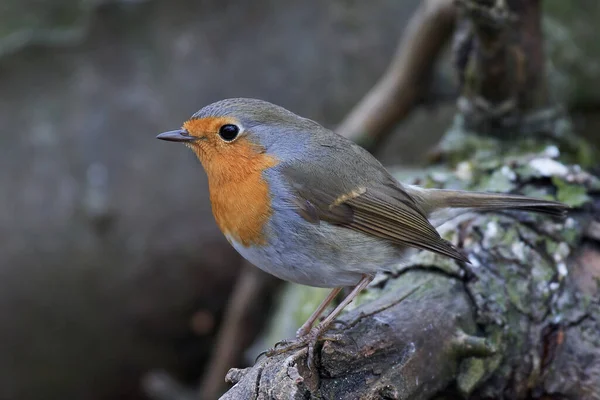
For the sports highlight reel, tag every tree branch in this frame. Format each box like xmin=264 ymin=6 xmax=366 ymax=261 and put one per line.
xmin=336 ymin=0 xmax=456 ymax=150
xmin=199 ymin=265 xmax=278 ymax=400
xmin=223 ymin=272 xmax=479 ymax=399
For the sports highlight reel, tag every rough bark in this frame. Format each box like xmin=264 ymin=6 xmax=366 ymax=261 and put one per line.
xmin=221 ymin=1 xmax=600 ymax=398
xmin=224 ymin=271 xmax=477 ymax=400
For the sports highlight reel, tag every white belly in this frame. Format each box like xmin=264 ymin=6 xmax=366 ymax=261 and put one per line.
xmin=226 ymin=219 xmax=403 ymax=288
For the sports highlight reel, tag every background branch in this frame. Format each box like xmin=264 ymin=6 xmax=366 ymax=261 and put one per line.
xmin=198 ymin=265 xmax=277 ymax=400
xmin=336 ymin=0 xmax=456 ymax=150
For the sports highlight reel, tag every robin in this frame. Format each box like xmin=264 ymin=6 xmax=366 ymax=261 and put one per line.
xmin=157 ymin=98 xmax=567 ymax=368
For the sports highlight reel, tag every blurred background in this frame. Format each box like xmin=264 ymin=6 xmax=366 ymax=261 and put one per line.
xmin=0 ymin=1 xmax=599 ymax=399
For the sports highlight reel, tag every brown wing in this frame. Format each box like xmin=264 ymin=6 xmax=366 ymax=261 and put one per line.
xmin=282 ymin=164 xmax=469 ymax=263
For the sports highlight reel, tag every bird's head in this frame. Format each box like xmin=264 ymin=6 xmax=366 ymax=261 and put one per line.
xmin=157 ymin=98 xmax=317 ymax=182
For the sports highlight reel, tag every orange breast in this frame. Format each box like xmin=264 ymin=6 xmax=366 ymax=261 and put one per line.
xmin=209 ymin=154 xmax=278 ymax=246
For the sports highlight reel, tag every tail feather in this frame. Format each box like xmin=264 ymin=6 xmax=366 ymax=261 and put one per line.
xmin=505 ymin=205 xmax=567 ymax=217
xmin=407 ymin=186 xmax=570 ymax=219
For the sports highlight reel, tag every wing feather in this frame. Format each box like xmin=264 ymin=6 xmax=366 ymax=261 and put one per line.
xmin=281 ymin=164 xmax=468 ymax=263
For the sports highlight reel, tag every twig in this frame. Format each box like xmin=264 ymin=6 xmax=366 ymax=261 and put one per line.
xmin=198 ymin=263 xmax=275 ymax=400
xmin=335 ymin=0 xmax=456 ymax=150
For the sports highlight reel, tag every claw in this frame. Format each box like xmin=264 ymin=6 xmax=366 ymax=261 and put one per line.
xmin=274 ymin=339 xmax=294 ymax=349
xmin=320 ymin=333 xmax=344 ymax=343
xmin=303 ymin=328 xmax=344 ymax=373
xmin=265 ymin=340 xmax=305 ymax=357
xmin=256 ymin=335 xmax=319 ymax=364
xmin=331 ymin=320 xmax=349 ymax=330
xmin=254 ymin=350 xmax=268 ymax=364
xmin=262 ymin=324 xmax=333 ymax=374
xmin=263 ymin=338 xmax=297 ymax=357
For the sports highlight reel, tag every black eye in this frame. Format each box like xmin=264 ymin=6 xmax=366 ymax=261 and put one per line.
xmin=218 ymin=124 xmax=239 ymax=141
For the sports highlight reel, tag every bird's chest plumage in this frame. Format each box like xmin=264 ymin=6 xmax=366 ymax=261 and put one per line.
xmin=209 ymin=171 xmax=275 ymax=247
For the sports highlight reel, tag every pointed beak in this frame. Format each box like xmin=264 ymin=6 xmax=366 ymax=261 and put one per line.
xmin=156 ymin=129 xmax=198 ymax=142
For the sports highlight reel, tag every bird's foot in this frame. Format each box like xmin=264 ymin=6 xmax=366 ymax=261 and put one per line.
xmin=265 ymin=325 xmax=343 ymax=371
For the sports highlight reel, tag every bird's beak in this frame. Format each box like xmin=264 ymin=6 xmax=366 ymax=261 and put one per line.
xmin=156 ymin=129 xmax=198 ymax=142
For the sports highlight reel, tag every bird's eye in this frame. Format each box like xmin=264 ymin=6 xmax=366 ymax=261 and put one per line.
xmin=218 ymin=124 xmax=240 ymax=142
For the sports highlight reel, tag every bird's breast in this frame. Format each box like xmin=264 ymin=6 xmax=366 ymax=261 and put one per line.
xmin=208 ymin=154 xmax=279 ymax=247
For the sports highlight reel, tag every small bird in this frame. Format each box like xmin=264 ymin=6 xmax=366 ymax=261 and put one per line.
xmin=157 ymin=98 xmax=567 ymax=367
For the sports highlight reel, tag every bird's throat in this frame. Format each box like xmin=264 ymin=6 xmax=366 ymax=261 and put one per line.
xmin=192 ymin=139 xmax=279 ymax=247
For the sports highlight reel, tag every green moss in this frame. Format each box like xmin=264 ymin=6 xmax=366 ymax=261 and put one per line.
xmin=478 ymin=169 xmax=516 ymax=193
xmin=436 ymin=118 xmax=501 ymax=166
xmin=505 ymin=278 xmax=531 ymax=315
xmin=402 ymin=250 xmax=463 ymax=276
xmin=552 ymin=176 xmax=591 ymax=207
xmin=562 ymin=227 xmax=578 ymax=244
xmin=544 ymin=239 xmax=558 ymax=256
xmin=437 ymin=114 xmax=598 ymax=169
xmin=531 ymin=261 xmax=556 ymax=284
xmin=457 ymin=358 xmax=486 ymax=395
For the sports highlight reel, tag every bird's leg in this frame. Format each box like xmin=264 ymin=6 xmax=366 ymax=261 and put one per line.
xmin=266 ymin=275 xmax=373 ymax=371
xmin=296 ymin=287 xmax=342 ymax=337
xmin=303 ymin=275 xmax=373 ymax=369
xmin=307 ymin=275 xmax=372 ymax=338
xmin=267 ymin=287 xmax=342 ymax=352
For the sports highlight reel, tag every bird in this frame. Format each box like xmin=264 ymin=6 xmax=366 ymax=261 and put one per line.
xmin=156 ymin=97 xmax=568 ymax=368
